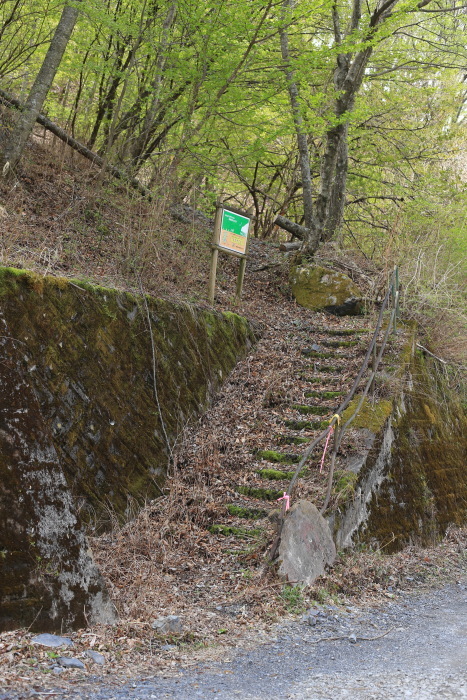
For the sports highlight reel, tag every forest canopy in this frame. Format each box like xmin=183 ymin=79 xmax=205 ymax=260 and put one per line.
xmin=0 ymin=0 xmax=465 ymax=257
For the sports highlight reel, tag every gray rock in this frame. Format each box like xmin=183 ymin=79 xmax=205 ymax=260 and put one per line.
xmin=278 ymin=500 xmax=336 ymax=586
xmin=302 ymin=609 xmax=320 ymax=626
xmin=151 ymin=615 xmax=183 ymax=635
xmin=85 ymin=649 xmax=105 ymax=665
xmin=31 ymin=633 xmax=73 ymax=648
xmin=349 ymin=633 xmax=357 ymax=643
xmin=57 ymin=656 xmax=86 ymax=669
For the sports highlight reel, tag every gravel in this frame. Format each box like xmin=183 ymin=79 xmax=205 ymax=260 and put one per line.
xmin=2 ymin=580 xmax=466 ymax=699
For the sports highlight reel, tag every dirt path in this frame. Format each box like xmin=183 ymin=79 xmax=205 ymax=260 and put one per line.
xmin=2 ymin=579 xmax=465 ymax=699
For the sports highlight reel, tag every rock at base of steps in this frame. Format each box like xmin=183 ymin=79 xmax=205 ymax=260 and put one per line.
xmin=278 ymin=500 xmax=336 ymax=586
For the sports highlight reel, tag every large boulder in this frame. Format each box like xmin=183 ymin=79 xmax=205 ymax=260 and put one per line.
xmin=290 ymin=263 xmax=364 ymax=315
xmin=278 ymin=500 xmax=336 ymax=586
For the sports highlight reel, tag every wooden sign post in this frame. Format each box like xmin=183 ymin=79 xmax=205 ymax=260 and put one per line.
xmin=208 ymin=203 xmax=251 ymax=304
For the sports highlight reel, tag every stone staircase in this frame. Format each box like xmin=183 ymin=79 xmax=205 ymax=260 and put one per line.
xmin=207 ymin=322 xmax=373 ymax=554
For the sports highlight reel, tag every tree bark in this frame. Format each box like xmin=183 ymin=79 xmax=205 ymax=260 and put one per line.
xmin=130 ymin=2 xmax=177 ymax=166
xmin=323 ymin=125 xmax=348 ymax=242
xmin=274 ymin=214 xmax=307 ymax=240
xmin=279 ymin=0 xmax=314 ymax=236
xmin=1 ymin=2 xmax=80 ymax=173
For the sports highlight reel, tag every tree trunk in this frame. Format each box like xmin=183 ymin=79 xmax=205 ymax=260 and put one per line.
xmin=323 ymin=125 xmax=348 ymax=242
xmin=130 ymin=2 xmax=177 ymax=166
xmin=274 ymin=214 xmax=307 ymax=240
xmin=279 ymin=0 xmax=321 ymax=257
xmin=1 ymin=2 xmax=80 ymax=174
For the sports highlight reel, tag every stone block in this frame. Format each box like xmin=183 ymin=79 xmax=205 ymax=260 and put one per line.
xmin=278 ymin=500 xmax=336 ymax=586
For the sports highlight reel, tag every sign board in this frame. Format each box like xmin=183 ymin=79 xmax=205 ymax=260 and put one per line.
xmin=218 ymin=208 xmax=250 ymax=256
xmin=208 ymin=203 xmax=252 ymax=304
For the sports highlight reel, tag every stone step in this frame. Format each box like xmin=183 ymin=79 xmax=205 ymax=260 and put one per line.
xmin=312 ymin=364 xmax=343 ymax=373
xmin=304 ymin=390 xmax=343 ymax=400
xmin=236 ymin=485 xmax=283 ymax=501
xmin=297 ymin=375 xmax=323 ymax=384
xmin=209 ymin=524 xmax=263 ymax=539
xmin=302 ymin=350 xmax=335 ymax=359
xmin=276 ymin=435 xmax=310 ymax=445
xmin=225 ymin=504 xmax=267 ymax=520
xmin=255 ymin=449 xmax=300 ymax=464
xmin=284 ymin=419 xmax=328 ymax=430
xmin=324 ymin=328 xmax=367 ymax=336
xmin=257 ymin=468 xmax=296 ymax=481
xmin=322 ymin=339 xmax=359 ymax=348
xmin=293 ymin=404 xmax=331 ymax=416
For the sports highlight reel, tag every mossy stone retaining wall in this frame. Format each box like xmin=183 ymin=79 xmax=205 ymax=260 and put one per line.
xmin=0 ymin=267 xmax=256 ymax=630
xmin=0 ymin=268 xmax=256 ymax=521
xmin=332 ymin=341 xmax=467 ymax=552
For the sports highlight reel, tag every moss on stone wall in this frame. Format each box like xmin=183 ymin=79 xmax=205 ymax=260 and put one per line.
xmin=0 ymin=267 xmax=256 ymax=630
xmin=341 ymin=397 xmax=393 ymax=433
xmin=0 ymin=267 xmax=256 ymax=523
xmin=337 ymin=348 xmax=467 ymax=552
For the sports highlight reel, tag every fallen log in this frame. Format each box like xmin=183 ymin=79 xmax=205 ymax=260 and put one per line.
xmin=278 ymin=241 xmax=302 ymax=252
xmin=274 ymin=214 xmax=308 ymax=240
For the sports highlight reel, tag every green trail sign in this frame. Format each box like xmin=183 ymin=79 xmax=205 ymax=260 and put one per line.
xmin=208 ymin=204 xmax=252 ymax=304
xmin=219 ymin=209 xmax=250 ymax=255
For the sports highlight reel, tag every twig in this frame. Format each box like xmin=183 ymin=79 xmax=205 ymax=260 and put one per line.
xmin=68 ymin=281 xmax=88 ymax=292
xmin=307 ymin=627 xmax=395 ymax=644
xmin=137 ymin=278 xmax=172 ymax=460
xmin=416 ymin=343 xmax=447 ymax=365
xmin=251 ymin=262 xmax=282 ymax=272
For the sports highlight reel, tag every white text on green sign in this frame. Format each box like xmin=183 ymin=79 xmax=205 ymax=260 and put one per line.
xmin=219 ymin=209 xmax=250 ymax=255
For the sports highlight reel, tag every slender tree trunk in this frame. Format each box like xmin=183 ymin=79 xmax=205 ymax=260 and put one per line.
xmin=130 ymin=2 xmax=177 ymax=166
xmin=279 ymin=0 xmax=314 ymax=236
xmin=1 ymin=2 xmax=80 ymax=174
xmin=323 ymin=126 xmax=348 ymax=242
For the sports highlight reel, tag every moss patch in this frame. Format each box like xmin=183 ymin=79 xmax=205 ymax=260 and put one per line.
xmin=297 ymin=375 xmax=322 ymax=383
xmin=341 ymin=397 xmax=393 ymax=432
xmin=304 ymin=390 xmax=343 ymax=399
xmin=225 ymin=505 xmax=267 ymax=520
xmin=293 ymin=404 xmax=331 ymax=416
xmin=290 ymin=264 xmax=364 ymax=315
xmin=276 ymin=435 xmax=310 ymax=445
xmin=209 ymin=525 xmax=263 ymax=539
xmin=257 ymin=468 xmax=295 ymax=480
xmin=255 ymin=450 xmax=300 ymax=464
xmin=236 ymin=486 xmax=283 ymax=501
xmin=326 ymin=329 xmax=367 ymax=336
xmin=302 ymin=350 xmax=335 ymax=359
xmin=322 ymin=340 xmax=358 ymax=348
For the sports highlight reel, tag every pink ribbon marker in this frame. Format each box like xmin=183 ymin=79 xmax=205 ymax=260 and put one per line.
xmin=319 ymin=425 xmax=334 ymax=473
xmin=277 ymin=491 xmax=290 ymax=511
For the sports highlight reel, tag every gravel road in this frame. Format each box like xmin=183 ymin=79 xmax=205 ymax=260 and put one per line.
xmin=2 ymin=581 xmax=466 ymax=699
